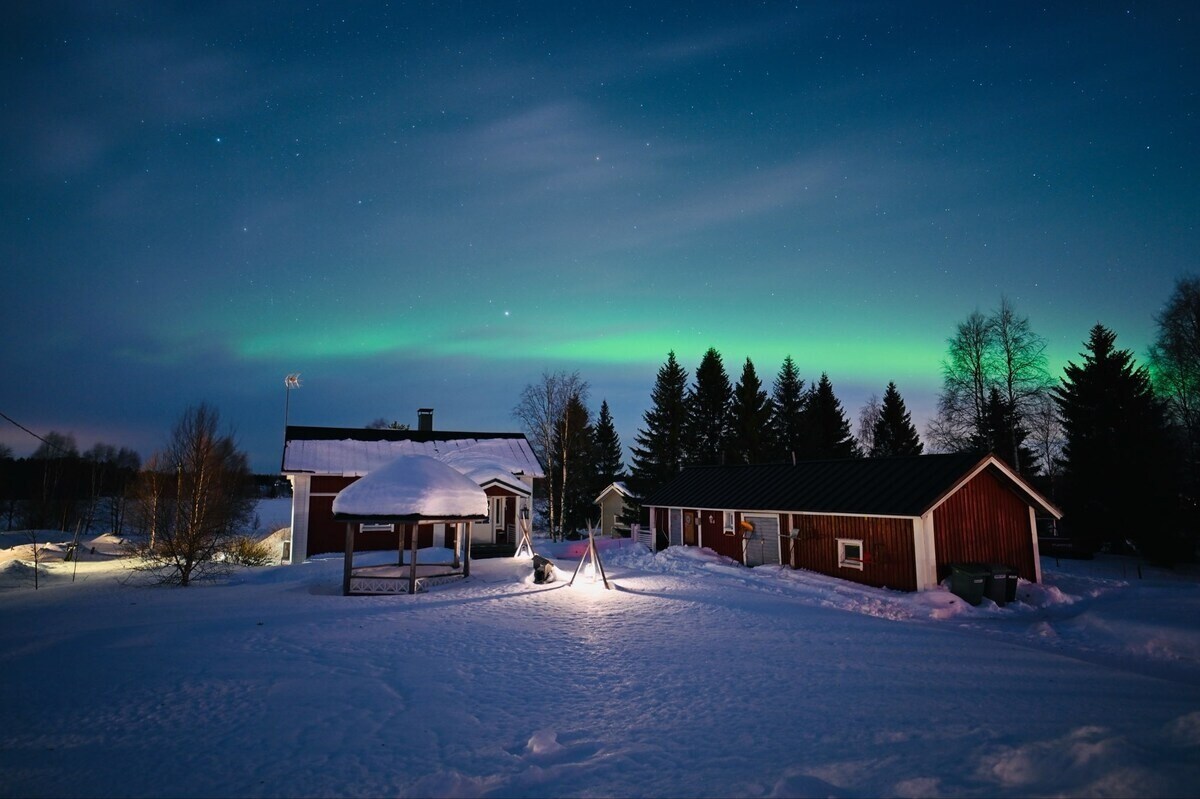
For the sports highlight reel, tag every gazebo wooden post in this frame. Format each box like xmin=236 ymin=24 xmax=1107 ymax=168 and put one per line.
xmin=463 ymin=522 xmax=471 ymax=578
xmin=452 ymin=522 xmax=461 ymax=570
xmin=342 ymin=522 xmax=355 ymax=596
xmin=408 ymin=524 xmax=419 ymax=595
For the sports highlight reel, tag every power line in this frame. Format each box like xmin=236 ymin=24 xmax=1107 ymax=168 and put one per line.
xmin=0 ymin=409 xmax=76 ymax=457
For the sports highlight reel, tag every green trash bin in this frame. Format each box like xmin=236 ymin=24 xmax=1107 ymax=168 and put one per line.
xmin=983 ymin=563 xmax=1019 ymax=605
xmin=948 ymin=563 xmax=989 ymax=606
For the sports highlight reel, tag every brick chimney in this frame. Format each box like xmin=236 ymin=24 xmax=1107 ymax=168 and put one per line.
xmin=417 ymin=408 xmax=434 ymax=431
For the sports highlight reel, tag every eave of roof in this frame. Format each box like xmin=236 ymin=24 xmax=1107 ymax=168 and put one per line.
xmin=479 ymin=476 xmax=532 ymax=496
xmin=593 ymin=481 xmax=636 ymax=504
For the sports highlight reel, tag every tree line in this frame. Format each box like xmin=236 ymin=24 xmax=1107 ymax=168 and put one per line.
xmin=513 ymin=277 xmax=1200 ymax=564
xmin=512 ymin=354 xmax=923 ymax=538
xmin=929 ymin=283 xmax=1199 ymax=563
xmin=2 ymin=404 xmax=266 ymax=585
xmin=0 ymin=434 xmax=141 ymax=536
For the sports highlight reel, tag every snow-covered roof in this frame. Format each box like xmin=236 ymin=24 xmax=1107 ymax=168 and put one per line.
xmin=282 ymin=426 xmax=544 ymax=480
xmin=331 ymin=455 xmax=488 ymax=521
xmin=594 ymin=481 xmax=636 ymax=504
xmin=440 ymin=449 xmax=531 ymax=495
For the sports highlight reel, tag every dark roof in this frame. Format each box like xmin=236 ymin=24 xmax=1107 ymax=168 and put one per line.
xmin=641 ymin=452 xmax=1055 ymax=517
xmin=284 ymin=425 xmax=527 ymax=443
xmin=281 ymin=425 xmax=544 ymax=478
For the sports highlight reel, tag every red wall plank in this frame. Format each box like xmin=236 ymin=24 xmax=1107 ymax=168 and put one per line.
xmin=932 ymin=467 xmax=1036 ymax=581
xmin=699 ymin=509 xmax=741 ymax=562
xmin=307 ymin=494 xmax=402 ymax=555
xmin=311 ymin=475 xmax=356 ymax=494
xmin=785 ymin=513 xmax=917 ymax=591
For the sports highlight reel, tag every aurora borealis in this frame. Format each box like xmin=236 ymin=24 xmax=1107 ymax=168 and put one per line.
xmin=2 ymin=2 xmax=1197 ymax=471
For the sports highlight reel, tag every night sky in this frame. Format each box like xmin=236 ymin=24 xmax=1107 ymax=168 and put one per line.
xmin=2 ymin=2 xmax=1197 ymax=472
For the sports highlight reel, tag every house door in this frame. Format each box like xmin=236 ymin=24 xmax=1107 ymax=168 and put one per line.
xmin=683 ymin=510 xmax=698 ymax=546
xmin=742 ymin=514 xmax=781 ymax=567
xmin=492 ymin=497 xmax=510 ymax=544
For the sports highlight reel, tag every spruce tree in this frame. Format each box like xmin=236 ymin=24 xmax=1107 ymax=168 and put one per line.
xmin=871 ymin=381 xmax=923 ymax=457
xmin=592 ymin=400 xmax=625 ymax=484
xmin=552 ymin=393 xmax=593 ymax=535
xmin=803 ymin=373 xmax=859 ymax=459
xmin=630 ymin=351 xmax=690 ymax=491
xmin=684 ymin=347 xmax=733 ymax=465
xmin=974 ymin=385 xmax=1036 ymax=472
xmin=770 ymin=355 xmax=807 ymax=461
xmin=728 ymin=357 xmax=775 ymax=464
xmin=1054 ymin=324 xmax=1179 ymax=557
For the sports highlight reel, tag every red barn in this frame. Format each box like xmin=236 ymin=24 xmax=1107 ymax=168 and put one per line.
xmin=642 ymin=453 xmax=1060 ymax=591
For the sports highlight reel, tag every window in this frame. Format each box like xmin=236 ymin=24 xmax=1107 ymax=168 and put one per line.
xmin=723 ymin=511 xmax=735 ymax=535
xmin=361 ymin=523 xmax=394 ymax=533
xmin=837 ymin=538 xmax=864 ymax=570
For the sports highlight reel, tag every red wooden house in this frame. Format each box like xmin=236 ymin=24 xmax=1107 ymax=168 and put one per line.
xmin=641 ymin=453 xmax=1061 ymax=591
xmin=281 ymin=416 xmax=542 ymax=564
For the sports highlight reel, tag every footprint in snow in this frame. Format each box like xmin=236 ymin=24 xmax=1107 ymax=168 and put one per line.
xmin=517 ymin=728 xmax=604 ymax=766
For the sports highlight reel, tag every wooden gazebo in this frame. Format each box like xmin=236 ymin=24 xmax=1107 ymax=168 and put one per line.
xmin=331 ymin=455 xmax=488 ymax=595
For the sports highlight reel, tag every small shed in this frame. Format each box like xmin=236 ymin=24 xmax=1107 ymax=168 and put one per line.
xmin=642 ymin=453 xmax=1061 ymax=591
xmin=332 ymin=455 xmax=487 ymax=595
xmin=593 ymin=481 xmax=636 ymax=537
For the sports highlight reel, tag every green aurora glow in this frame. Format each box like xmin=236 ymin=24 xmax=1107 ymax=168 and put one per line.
xmin=2 ymin=3 xmax=1195 ymax=471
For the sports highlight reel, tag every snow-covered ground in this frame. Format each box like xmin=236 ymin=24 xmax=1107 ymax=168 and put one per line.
xmin=1 ymin=509 xmax=1198 ymax=798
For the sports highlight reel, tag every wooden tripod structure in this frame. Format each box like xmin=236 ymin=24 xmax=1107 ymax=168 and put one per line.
xmin=513 ymin=513 xmax=535 ymax=559
xmin=568 ymin=521 xmax=611 ymax=589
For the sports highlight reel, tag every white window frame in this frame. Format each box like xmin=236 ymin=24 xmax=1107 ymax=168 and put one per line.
xmin=723 ymin=511 xmax=735 ymax=535
xmin=837 ymin=538 xmax=864 ymax=570
xmin=360 ymin=523 xmax=395 ymax=533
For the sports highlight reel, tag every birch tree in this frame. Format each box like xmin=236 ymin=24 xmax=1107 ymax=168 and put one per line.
xmin=130 ymin=404 xmax=255 ymax=585
xmin=991 ymin=296 xmax=1053 ymax=471
xmin=513 ymin=370 xmax=587 ymax=538
xmin=856 ymin=393 xmax=881 ymax=456
xmin=929 ymin=298 xmax=1051 ymax=474
xmin=928 ymin=310 xmax=990 ymax=453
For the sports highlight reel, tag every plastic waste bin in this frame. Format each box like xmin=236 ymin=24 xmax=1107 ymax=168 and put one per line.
xmin=948 ymin=563 xmax=989 ymax=606
xmin=983 ymin=563 xmax=1018 ymax=605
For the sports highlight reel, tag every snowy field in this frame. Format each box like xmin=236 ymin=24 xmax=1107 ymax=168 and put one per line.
xmin=1 ymin=506 xmax=1199 ymax=798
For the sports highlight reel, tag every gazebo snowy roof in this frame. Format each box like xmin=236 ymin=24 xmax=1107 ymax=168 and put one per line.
xmin=331 ymin=455 xmax=488 ymax=523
